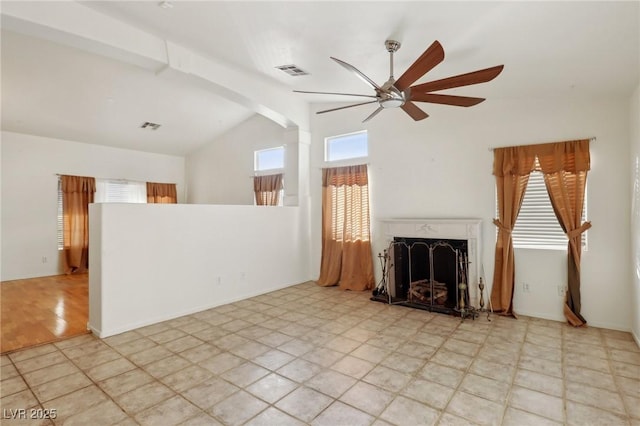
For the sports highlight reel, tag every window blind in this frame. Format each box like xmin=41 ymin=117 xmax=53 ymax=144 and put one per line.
xmin=510 ymin=169 xmax=587 ymax=249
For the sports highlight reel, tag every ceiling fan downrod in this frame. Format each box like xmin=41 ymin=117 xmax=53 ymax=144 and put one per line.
xmin=385 ymin=40 xmax=401 ymax=81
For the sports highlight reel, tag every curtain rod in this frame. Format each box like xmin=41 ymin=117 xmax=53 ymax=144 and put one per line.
xmin=487 ymin=137 xmax=596 ymax=151
xmin=55 ymin=173 xmax=145 ymax=183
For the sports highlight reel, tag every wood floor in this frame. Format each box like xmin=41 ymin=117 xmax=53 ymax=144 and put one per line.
xmin=1 ymin=273 xmax=89 ymax=354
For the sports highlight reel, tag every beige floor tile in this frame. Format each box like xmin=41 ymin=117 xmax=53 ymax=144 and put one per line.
xmin=418 ymin=362 xmax=465 ymax=388
xmin=381 ymin=351 xmax=426 ymax=374
xmin=179 ymin=411 xmax=224 ymax=425
xmin=62 ymin=339 xmax=110 ymax=359
xmin=565 ymin=381 xmax=626 ymax=414
xmin=179 ymin=343 xmax=221 ymax=363
xmin=111 ymin=337 xmax=157 ymax=356
xmin=401 ymin=378 xmax=454 ymax=409
xmin=459 ymin=373 xmax=510 ymax=403
xmin=396 ymin=340 xmax=438 ymax=359
xmin=611 ymin=349 xmax=640 ymax=366
xmin=147 ymin=329 xmax=188 ymax=345
xmin=135 ymin=395 xmax=201 ymax=426
xmin=508 ymin=386 xmax=564 ymax=422
xmin=502 ymin=407 xmax=562 ymax=426
xmin=209 ymin=390 xmax=268 ymax=426
xmin=277 ymin=358 xmax=323 ymax=382
xmin=14 ymin=351 xmax=67 ymax=374
xmin=518 ymin=355 xmax=563 ymax=378
xmin=246 ymin=373 xmax=298 ymax=404
xmin=340 ymin=381 xmax=394 ymax=417
xmin=86 ymin=357 xmax=136 ymax=381
xmin=564 ymin=352 xmax=611 ymax=373
xmin=362 ymin=365 xmax=412 ymax=393
xmin=513 ymin=368 xmax=564 ymax=397
xmin=72 ymin=347 xmax=122 ymax=370
xmin=244 ymin=407 xmax=305 ymax=426
xmin=31 ymin=371 xmax=92 ymax=402
xmin=306 ymin=370 xmax=357 ymax=398
xmin=437 ymin=412 xmax=480 ymax=425
xmin=22 ymin=361 xmax=79 ymax=387
xmin=220 ymin=362 xmax=270 ymax=387
xmin=351 ymin=343 xmax=392 ymax=364
xmin=8 ymin=344 xmax=57 ymax=363
xmin=161 ymin=364 xmax=213 ymax=392
xmin=331 ymin=355 xmax=376 ymax=379
xmin=612 ymin=360 xmax=640 ymax=379
xmin=228 ymin=341 xmax=271 ymax=360
xmin=446 ymin=391 xmax=504 ymax=425
xmin=468 ymin=357 xmax=515 ymax=383
xmin=323 ymin=335 xmax=362 ymax=353
xmin=114 ymin=381 xmax=175 ymax=414
xmin=312 ymin=400 xmax=374 ymax=426
xmin=565 ymin=364 xmax=617 ymax=391
xmin=252 ymin=349 xmax=295 ymax=371
xmin=432 ymin=348 xmax=473 ymax=371
xmin=1 ymin=389 xmax=39 ymax=411
xmin=301 ymin=347 xmax=345 ymax=367
xmin=1 ymin=375 xmax=28 ymax=396
xmin=98 ymin=368 xmax=155 ymax=397
xmin=144 ymin=354 xmax=191 ymax=378
xmin=624 ymin=394 xmax=640 ymax=419
xmin=275 ymin=386 xmax=333 ymax=423
xmin=381 ymin=395 xmax=440 ymax=426
xmin=128 ymin=345 xmax=174 ymax=366
xmin=42 ymin=386 xmax=109 ymax=422
xmin=181 ymin=377 xmax=239 ymax=410
xmin=566 ymin=400 xmax=630 ymax=426
xmin=63 ymin=400 xmax=129 ymax=426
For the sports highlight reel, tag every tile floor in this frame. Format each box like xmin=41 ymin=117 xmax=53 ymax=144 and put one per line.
xmin=1 ymin=281 xmax=639 ymax=425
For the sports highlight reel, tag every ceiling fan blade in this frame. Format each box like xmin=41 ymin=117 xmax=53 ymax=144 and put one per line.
xmin=316 ymin=100 xmax=378 ymax=115
xmin=410 ymin=65 xmax=504 ymax=93
xmin=331 ymin=57 xmax=382 ymax=92
xmin=293 ymin=90 xmax=377 ymax=99
xmin=394 ymin=40 xmax=445 ymax=92
xmin=401 ymin=101 xmax=429 ymax=121
xmin=362 ymin=106 xmax=384 ymax=123
xmin=410 ymin=92 xmax=485 ymax=107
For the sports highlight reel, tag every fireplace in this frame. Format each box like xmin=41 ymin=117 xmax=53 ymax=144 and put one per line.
xmin=374 ymin=219 xmax=482 ymax=314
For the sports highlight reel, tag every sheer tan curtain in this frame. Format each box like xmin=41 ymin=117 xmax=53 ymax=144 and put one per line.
xmin=317 ymin=165 xmax=374 ymax=291
xmin=254 ymin=173 xmax=283 ymax=206
xmin=61 ymin=175 xmax=95 ymax=274
xmin=491 ymin=146 xmax=537 ymax=315
xmin=146 ymin=182 xmax=177 ymax=204
xmin=537 ymin=140 xmax=591 ymax=326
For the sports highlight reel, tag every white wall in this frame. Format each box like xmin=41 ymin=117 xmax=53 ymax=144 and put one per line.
xmin=186 ymin=114 xmax=288 ymax=205
xmin=1 ymin=131 xmax=185 ymax=281
xmin=309 ymin=95 xmax=631 ymax=331
xmin=630 ymin=84 xmax=640 ymax=344
xmin=88 ymin=203 xmax=311 ymax=337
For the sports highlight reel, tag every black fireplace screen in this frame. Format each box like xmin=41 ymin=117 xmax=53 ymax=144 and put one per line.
xmin=392 ymin=237 xmax=468 ymax=310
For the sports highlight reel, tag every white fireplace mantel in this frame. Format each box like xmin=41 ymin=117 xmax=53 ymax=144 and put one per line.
xmin=380 ymin=218 xmax=483 ymax=306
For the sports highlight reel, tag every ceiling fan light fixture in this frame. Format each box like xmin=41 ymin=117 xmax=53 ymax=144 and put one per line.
xmin=379 ymin=97 xmax=405 ymax=108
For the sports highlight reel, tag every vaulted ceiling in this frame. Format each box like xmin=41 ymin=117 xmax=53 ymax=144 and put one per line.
xmin=2 ymin=1 xmax=638 ymax=156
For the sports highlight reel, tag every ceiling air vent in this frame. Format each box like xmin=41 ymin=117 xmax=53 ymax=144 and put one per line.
xmin=275 ymin=64 xmax=309 ymax=76
xmin=140 ymin=121 xmax=161 ymax=130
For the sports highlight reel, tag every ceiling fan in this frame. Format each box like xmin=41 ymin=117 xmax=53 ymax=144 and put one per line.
xmin=294 ymin=40 xmax=504 ymax=122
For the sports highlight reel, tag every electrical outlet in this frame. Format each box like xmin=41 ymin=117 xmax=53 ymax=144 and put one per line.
xmin=557 ymin=285 xmax=567 ymax=297
xmin=216 ymin=276 xmax=222 ymax=286
xmin=522 ymin=282 xmax=531 ymax=293
xmin=41 ymin=256 xmax=47 ymax=263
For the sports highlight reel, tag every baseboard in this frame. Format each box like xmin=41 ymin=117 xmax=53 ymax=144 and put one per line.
xmin=96 ymin=280 xmax=304 ymax=338
xmin=633 ymin=329 xmax=640 ymax=349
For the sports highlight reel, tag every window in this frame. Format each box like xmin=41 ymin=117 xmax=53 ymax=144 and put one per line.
xmin=255 ymin=146 xmax=284 ymax=172
xmin=94 ymin=179 xmax=147 ymax=203
xmin=325 ymin=131 xmax=368 ymax=162
xmin=57 ymin=177 xmax=147 ymax=249
xmin=507 ymin=164 xmax=588 ymax=250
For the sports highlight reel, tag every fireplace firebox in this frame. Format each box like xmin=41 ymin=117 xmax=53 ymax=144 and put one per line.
xmin=372 ymin=219 xmax=482 ymax=317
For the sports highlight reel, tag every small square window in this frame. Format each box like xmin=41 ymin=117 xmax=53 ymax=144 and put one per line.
xmin=325 ymin=131 xmax=368 ymax=162
xmin=255 ymin=147 xmax=285 ymax=172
